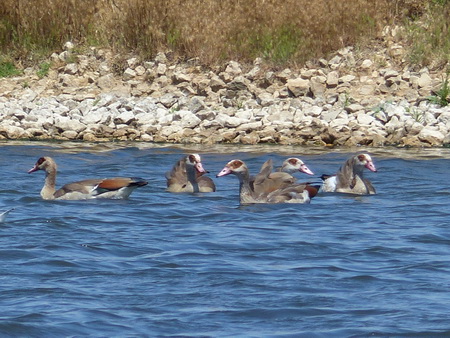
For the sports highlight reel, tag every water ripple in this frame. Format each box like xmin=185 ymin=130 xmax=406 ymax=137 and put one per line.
xmin=1 ymin=144 xmax=450 ymax=336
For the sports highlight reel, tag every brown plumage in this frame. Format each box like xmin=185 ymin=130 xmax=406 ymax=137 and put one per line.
xmin=321 ymin=153 xmax=377 ymax=195
xmin=166 ymin=154 xmax=216 ymax=193
xmin=252 ymin=158 xmax=314 ymax=196
xmin=217 ymin=159 xmax=318 ymax=204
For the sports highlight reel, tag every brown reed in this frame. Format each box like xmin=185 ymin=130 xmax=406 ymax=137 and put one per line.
xmin=0 ymin=0 xmax=447 ymax=68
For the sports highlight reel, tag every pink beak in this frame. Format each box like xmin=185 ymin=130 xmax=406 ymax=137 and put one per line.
xmin=28 ymin=165 xmax=39 ymax=174
xmin=195 ymin=162 xmax=207 ymax=173
xmin=300 ymin=164 xmax=314 ymax=176
xmin=365 ymin=161 xmax=377 ymax=172
xmin=216 ymin=166 xmax=232 ymax=177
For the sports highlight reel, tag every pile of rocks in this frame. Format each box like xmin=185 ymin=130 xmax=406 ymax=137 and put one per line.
xmin=0 ymin=31 xmax=449 ymax=147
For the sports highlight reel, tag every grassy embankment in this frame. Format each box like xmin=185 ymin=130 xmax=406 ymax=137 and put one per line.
xmin=0 ymin=0 xmax=449 ymax=76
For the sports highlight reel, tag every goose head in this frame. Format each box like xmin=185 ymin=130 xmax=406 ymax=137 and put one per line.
xmin=356 ymin=154 xmax=377 ymax=172
xmin=281 ymin=158 xmax=314 ymax=175
xmin=28 ymin=156 xmax=57 ymax=174
xmin=186 ymin=154 xmax=207 ymax=174
xmin=216 ymin=159 xmax=248 ymax=178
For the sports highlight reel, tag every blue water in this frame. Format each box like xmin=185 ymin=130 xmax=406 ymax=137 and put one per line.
xmin=1 ymin=141 xmax=450 ymax=337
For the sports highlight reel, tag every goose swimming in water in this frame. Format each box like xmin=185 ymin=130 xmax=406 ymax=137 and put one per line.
xmin=166 ymin=153 xmax=216 ymax=193
xmin=28 ymin=157 xmax=148 ymax=200
xmin=320 ymin=153 xmax=377 ymax=195
xmin=217 ymin=159 xmax=319 ymax=204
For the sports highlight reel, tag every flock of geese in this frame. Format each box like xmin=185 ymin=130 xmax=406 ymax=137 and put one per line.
xmin=30 ymin=152 xmax=376 ymax=201
xmin=215 ymin=153 xmax=377 ymax=203
xmin=0 ymin=153 xmax=377 ymax=222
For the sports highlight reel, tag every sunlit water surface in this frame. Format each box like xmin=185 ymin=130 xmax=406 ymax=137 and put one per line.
xmin=1 ymin=142 xmax=450 ymax=337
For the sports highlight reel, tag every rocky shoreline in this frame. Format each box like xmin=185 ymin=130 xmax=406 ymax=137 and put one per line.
xmin=1 ymin=31 xmax=449 ymax=147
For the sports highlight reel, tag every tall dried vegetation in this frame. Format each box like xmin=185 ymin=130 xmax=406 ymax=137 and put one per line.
xmin=0 ymin=0 xmax=448 ymax=68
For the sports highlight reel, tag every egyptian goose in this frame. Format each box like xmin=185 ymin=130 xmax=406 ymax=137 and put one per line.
xmin=28 ymin=157 xmax=148 ymax=200
xmin=217 ymin=159 xmax=319 ymax=204
xmin=0 ymin=208 xmax=14 ymax=223
xmin=320 ymin=153 xmax=377 ymax=195
xmin=166 ymin=154 xmax=216 ymax=193
xmin=253 ymin=157 xmax=314 ymax=196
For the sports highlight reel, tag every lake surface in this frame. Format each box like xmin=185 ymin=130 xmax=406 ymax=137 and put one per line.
xmin=1 ymin=141 xmax=450 ymax=337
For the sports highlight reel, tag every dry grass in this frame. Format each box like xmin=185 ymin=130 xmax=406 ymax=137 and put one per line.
xmin=0 ymin=0 xmax=97 ymax=62
xmin=99 ymin=0 xmax=396 ymax=65
xmin=403 ymin=0 xmax=450 ymax=69
xmin=0 ymin=0 xmax=447 ymax=68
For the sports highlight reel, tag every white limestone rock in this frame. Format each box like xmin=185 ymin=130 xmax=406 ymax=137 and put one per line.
xmin=159 ymin=94 xmax=177 ymax=108
xmin=384 ymin=69 xmax=399 ymax=79
xmin=418 ymin=126 xmax=445 ymax=145
xmin=123 ymin=68 xmax=136 ymax=81
xmin=22 ymin=89 xmax=38 ymax=102
xmin=373 ymin=111 xmax=388 ymax=123
xmin=384 ymin=103 xmax=406 ymax=118
xmin=64 ymin=41 xmax=75 ymax=51
xmin=61 ymin=130 xmax=78 ymax=139
xmin=126 ymin=57 xmax=138 ymax=68
xmin=418 ymin=72 xmax=432 ymax=88
xmin=339 ymin=75 xmax=356 ymax=83
xmin=160 ymin=124 xmax=183 ymax=137
xmin=357 ymin=113 xmax=376 ymax=126
xmin=330 ymin=117 xmax=349 ymax=130
xmin=361 ymin=59 xmax=373 ymax=70
xmin=0 ymin=125 xmax=27 ymax=139
xmin=114 ymin=110 xmax=135 ymax=125
xmin=405 ymin=120 xmax=424 ymax=135
xmin=320 ymin=109 xmax=340 ymax=122
xmin=225 ymin=61 xmax=242 ymax=77
xmin=64 ymin=63 xmax=78 ymax=75
xmin=175 ymin=110 xmax=201 ymax=129
xmin=304 ymin=106 xmax=322 ymax=117
xmin=257 ymin=92 xmax=275 ymax=107
xmin=385 ymin=115 xmax=402 ymax=133
xmin=83 ymin=107 xmax=109 ymax=125
xmin=97 ymin=74 xmax=116 ymax=89
xmin=54 ymin=116 xmax=86 ymax=133
xmin=235 ymin=110 xmax=254 ymax=121
xmin=157 ymin=112 xmax=174 ymax=127
xmin=345 ymin=103 xmax=364 ymax=114
xmin=172 ymin=71 xmax=192 ymax=84
xmin=135 ymin=66 xmax=146 ymax=76
xmin=326 ymin=71 xmax=339 ymax=88
xmin=236 ymin=121 xmax=263 ymax=132
xmin=310 ymin=76 xmax=326 ymax=98
xmin=286 ymin=78 xmax=310 ymax=97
